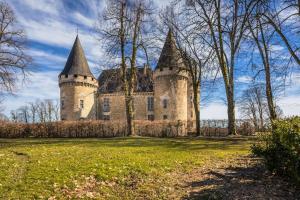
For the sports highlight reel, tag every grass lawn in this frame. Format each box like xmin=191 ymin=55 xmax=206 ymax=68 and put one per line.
xmin=0 ymin=137 xmax=254 ymax=199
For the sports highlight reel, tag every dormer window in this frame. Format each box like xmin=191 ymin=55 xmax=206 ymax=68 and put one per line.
xmin=65 ymin=75 xmax=68 ymax=78
xmin=74 ymin=74 xmax=78 ymax=78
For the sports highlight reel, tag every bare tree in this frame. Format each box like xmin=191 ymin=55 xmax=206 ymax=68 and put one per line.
xmin=96 ymin=0 xmax=154 ymax=136
xmin=0 ymin=2 xmax=31 ymax=92
xmin=45 ymin=99 xmax=53 ymax=122
xmin=247 ymin=13 xmax=278 ymax=120
xmin=239 ymin=85 xmax=268 ymax=131
xmin=28 ymin=101 xmax=37 ymax=123
xmin=10 ymin=99 xmax=60 ymax=123
xmin=36 ymin=100 xmax=46 ymax=123
xmin=239 ymin=88 xmax=259 ymax=130
xmin=183 ymin=0 xmax=259 ymax=134
xmin=53 ymin=99 xmax=60 ymax=121
xmin=258 ymin=0 xmax=300 ymax=66
xmin=10 ymin=109 xmax=18 ymax=122
xmin=18 ymin=105 xmax=30 ymax=123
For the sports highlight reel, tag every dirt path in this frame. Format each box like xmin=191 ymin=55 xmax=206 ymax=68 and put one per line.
xmin=171 ymin=156 xmax=299 ymax=200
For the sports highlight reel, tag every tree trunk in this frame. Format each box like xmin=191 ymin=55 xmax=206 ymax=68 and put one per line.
xmin=193 ymin=84 xmax=201 ymax=136
xmin=249 ymin=20 xmax=277 ymax=122
xmin=125 ymin=93 xmax=135 ymax=136
xmin=251 ymin=110 xmax=258 ymax=131
xmin=264 ymin=63 xmax=277 ymax=121
xmin=259 ymin=20 xmax=277 ymax=121
xmin=227 ymin=86 xmax=236 ymax=135
xmin=119 ymin=1 xmax=134 ymax=136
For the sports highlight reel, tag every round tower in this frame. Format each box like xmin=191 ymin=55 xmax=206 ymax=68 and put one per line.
xmin=154 ymin=29 xmax=189 ymax=122
xmin=59 ymin=36 xmax=98 ymax=121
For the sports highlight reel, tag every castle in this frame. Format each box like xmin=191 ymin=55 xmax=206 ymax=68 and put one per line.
xmin=59 ymin=29 xmax=196 ymax=131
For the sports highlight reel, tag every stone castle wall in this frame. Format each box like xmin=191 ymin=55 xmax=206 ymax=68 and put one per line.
xmin=187 ymin=80 xmax=197 ymax=131
xmin=97 ymin=92 xmax=154 ymax=121
xmin=59 ymin=70 xmax=196 ymax=133
xmin=59 ymin=75 xmax=98 ymax=121
xmin=153 ymin=67 xmax=188 ymax=122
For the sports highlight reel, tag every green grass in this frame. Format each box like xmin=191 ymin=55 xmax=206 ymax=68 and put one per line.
xmin=0 ymin=137 xmax=254 ymax=199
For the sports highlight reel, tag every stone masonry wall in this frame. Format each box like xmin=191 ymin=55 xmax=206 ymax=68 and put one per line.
xmin=98 ymin=92 xmax=154 ymax=121
xmin=60 ymin=75 xmax=98 ymax=121
xmin=153 ymin=67 xmax=188 ymax=122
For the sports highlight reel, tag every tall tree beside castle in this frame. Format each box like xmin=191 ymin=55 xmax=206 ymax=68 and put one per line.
xmin=177 ymin=0 xmax=260 ymax=134
xmin=0 ymin=2 xmax=31 ymax=93
xmin=96 ymin=0 xmax=154 ymax=136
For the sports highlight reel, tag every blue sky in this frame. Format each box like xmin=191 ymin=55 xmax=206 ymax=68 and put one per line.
xmin=3 ymin=0 xmax=300 ymax=119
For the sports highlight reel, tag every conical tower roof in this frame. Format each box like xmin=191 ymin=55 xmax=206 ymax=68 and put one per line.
xmin=60 ymin=36 xmax=94 ymax=78
xmin=156 ymin=29 xmax=182 ymax=70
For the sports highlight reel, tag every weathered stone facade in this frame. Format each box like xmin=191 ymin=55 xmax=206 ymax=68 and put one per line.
xmin=59 ymin=30 xmax=196 ymax=131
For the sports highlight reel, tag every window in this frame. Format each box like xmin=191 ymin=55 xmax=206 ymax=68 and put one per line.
xmin=103 ymin=98 xmax=110 ymax=112
xmin=147 ymin=97 xmax=154 ymax=111
xmin=163 ymin=99 xmax=168 ymax=109
xmin=61 ymin=100 xmax=65 ymax=110
xmin=163 ymin=115 xmax=168 ymax=120
xmin=148 ymin=115 xmax=154 ymax=121
xmin=74 ymin=74 xmax=78 ymax=78
xmin=65 ymin=75 xmax=68 ymax=78
xmin=169 ymin=66 xmax=173 ymax=70
xmin=80 ymin=100 xmax=84 ymax=109
xmin=84 ymin=76 xmax=87 ymax=79
xmin=103 ymin=115 xmax=110 ymax=121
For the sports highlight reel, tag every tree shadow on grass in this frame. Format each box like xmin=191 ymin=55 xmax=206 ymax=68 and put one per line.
xmin=0 ymin=137 xmax=253 ymax=152
xmin=182 ymin=158 xmax=300 ymax=200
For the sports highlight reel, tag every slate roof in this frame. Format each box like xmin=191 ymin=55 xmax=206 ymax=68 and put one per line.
xmin=98 ymin=67 xmax=153 ymax=94
xmin=156 ymin=29 xmax=182 ymax=70
xmin=60 ymin=36 xmax=94 ymax=78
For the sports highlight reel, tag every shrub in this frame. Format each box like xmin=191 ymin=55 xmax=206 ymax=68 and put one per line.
xmin=251 ymin=117 xmax=300 ymax=184
xmin=0 ymin=120 xmax=187 ymax=138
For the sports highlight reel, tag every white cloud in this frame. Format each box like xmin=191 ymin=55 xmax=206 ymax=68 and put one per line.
xmin=28 ymin=49 xmax=66 ymax=64
xmin=153 ymin=0 xmax=172 ymax=8
xmin=18 ymin=0 xmax=61 ymax=15
xmin=201 ymin=103 xmax=228 ymax=119
xmin=3 ymin=71 xmax=59 ymax=115
xmin=270 ymin=44 xmax=285 ymax=52
xmin=236 ymin=75 xmax=252 ymax=83
xmin=73 ymin=12 xmax=95 ymax=28
xmin=278 ymin=96 xmax=300 ymax=117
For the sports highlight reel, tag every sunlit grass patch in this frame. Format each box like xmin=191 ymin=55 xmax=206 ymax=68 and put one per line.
xmin=0 ymin=137 xmax=253 ymax=199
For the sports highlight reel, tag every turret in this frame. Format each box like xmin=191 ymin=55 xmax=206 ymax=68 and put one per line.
xmin=59 ymin=36 xmax=98 ymax=121
xmin=153 ymin=29 xmax=189 ymax=122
